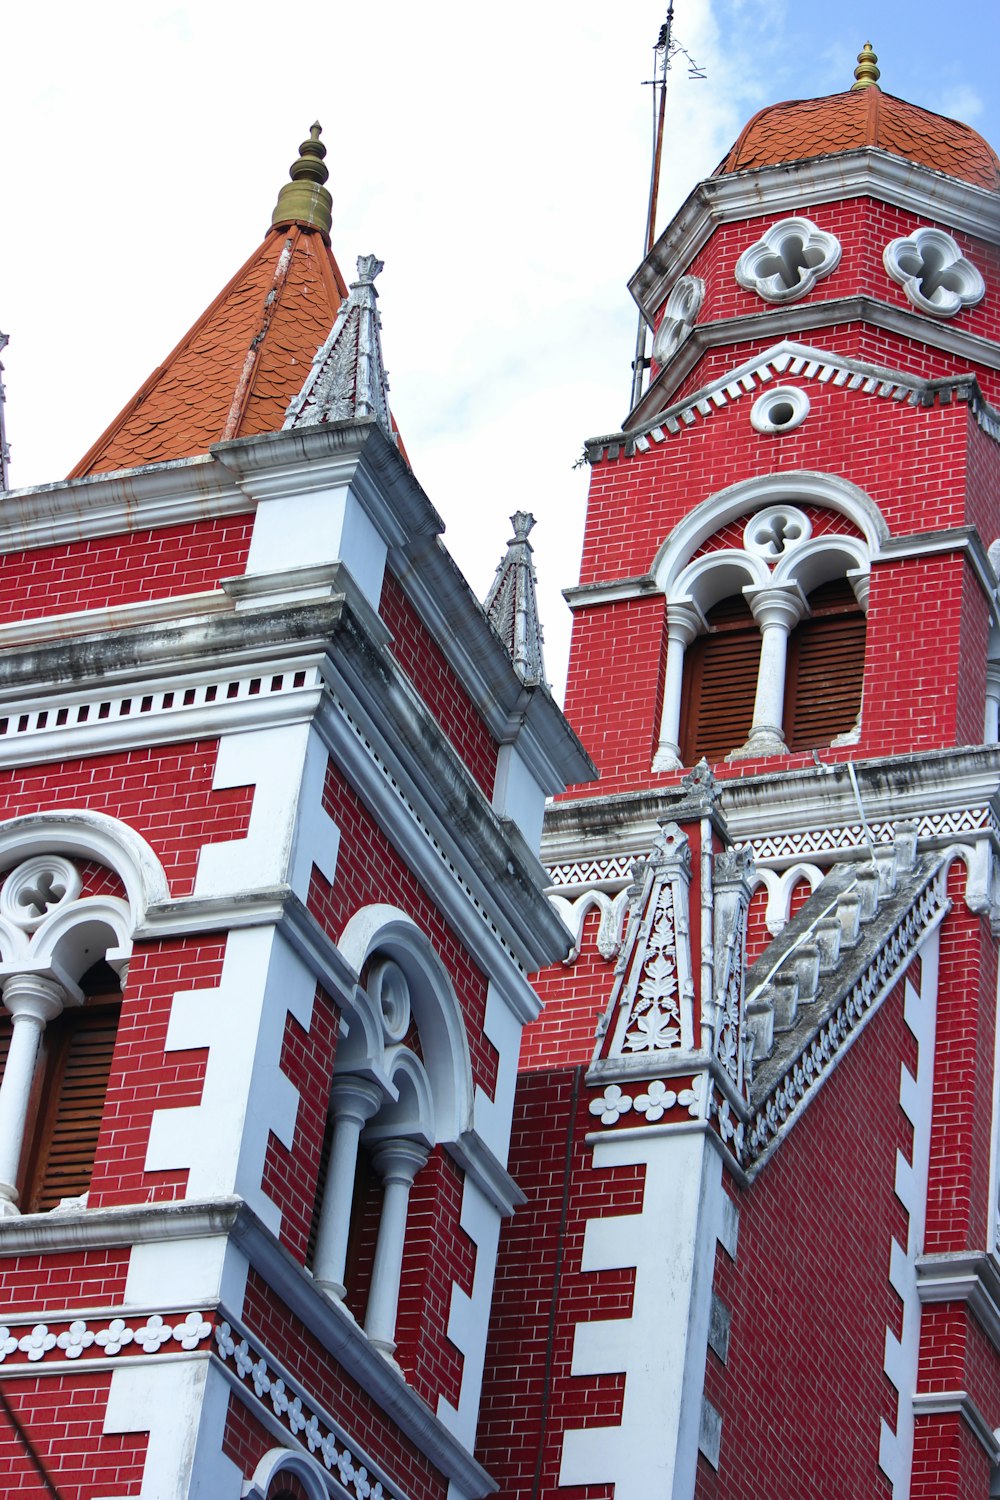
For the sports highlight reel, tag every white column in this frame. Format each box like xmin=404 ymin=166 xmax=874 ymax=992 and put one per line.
xmin=653 ymin=601 xmax=704 ymax=771
xmin=364 ymin=1137 xmax=430 ymax=1356
xmin=0 ymin=975 xmax=66 ymax=1215
xmin=729 ymin=585 xmax=805 ymax=759
xmin=986 ymin=664 xmax=1000 ymax=745
xmin=312 ymin=1076 xmax=383 ymax=1297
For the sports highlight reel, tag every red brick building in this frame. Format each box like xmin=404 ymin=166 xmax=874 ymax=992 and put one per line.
xmin=3 ymin=43 xmax=1000 ymax=1500
xmin=480 ymin=44 xmax=1000 ymax=1500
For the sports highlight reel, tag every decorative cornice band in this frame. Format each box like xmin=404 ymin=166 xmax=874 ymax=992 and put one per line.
xmin=911 ymin=1389 xmax=1000 ymax=1463
xmin=629 ymin=149 xmax=1000 ymax=322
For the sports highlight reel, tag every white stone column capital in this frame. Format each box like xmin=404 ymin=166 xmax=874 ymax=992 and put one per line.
xmin=330 ymin=1075 xmax=384 ymax=1129
xmin=370 ymin=1136 xmax=431 ymax=1188
xmin=666 ymin=599 xmax=704 ymax=646
xmin=744 ymin=583 xmax=806 ymax=632
xmin=1 ymin=973 xmax=67 ymax=1028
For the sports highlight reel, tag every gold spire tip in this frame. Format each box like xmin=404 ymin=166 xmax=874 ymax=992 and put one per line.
xmin=271 ymin=121 xmax=333 ymax=239
xmin=851 ymin=41 xmax=880 ymax=91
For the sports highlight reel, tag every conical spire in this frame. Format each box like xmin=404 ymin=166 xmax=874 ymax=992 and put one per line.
xmin=851 ymin=41 xmax=880 ymax=90
xmin=271 ymin=122 xmax=333 ymax=240
xmin=484 ymin=512 xmax=547 ymax=687
xmin=284 ymin=254 xmax=394 ymax=440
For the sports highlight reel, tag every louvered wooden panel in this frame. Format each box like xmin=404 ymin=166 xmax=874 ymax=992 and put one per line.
xmin=785 ymin=581 xmax=866 ymax=752
xmin=27 ymin=1001 xmax=119 ymax=1213
xmin=680 ymin=595 xmax=761 ymax=764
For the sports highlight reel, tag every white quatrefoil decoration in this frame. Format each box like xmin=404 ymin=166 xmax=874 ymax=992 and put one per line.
xmin=735 ymin=217 xmax=842 ymax=304
xmin=883 ymin=226 xmax=985 ymax=318
xmin=651 ymin=275 xmax=705 ymax=367
xmin=743 ymin=505 xmax=812 ymax=559
xmin=0 ymin=857 xmax=82 ymax=933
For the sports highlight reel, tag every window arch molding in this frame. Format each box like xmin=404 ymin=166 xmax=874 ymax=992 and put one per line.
xmin=651 ymin=471 xmax=888 ymax=596
xmin=0 ymin=811 xmax=170 ymax=927
xmin=336 ymin=905 xmax=474 ymax=1144
xmin=246 ymin=1449 xmax=329 ymax=1500
xmin=654 ymin=480 xmax=879 ymax=770
xmin=0 ymin=816 xmax=156 ymax=1219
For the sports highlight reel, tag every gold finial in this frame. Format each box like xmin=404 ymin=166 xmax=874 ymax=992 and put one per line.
xmin=271 ymin=121 xmax=333 ymax=239
xmin=851 ymin=41 xmax=880 ymax=91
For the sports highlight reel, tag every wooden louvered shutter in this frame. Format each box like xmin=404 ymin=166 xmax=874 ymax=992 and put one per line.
xmin=680 ymin=594 xmax=761 ymax=764
xmin=784 ymin=578 xmax=866 ymax=752
xmin=23 ymin=993 xmax=120 ymax=1214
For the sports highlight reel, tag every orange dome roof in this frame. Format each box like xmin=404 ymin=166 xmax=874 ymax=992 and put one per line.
xmin=717 ymin=86 xmax=1000 ymax=191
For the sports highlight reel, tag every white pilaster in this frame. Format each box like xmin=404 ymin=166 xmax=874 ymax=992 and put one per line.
xmin=365 ymin=1138 xmax=430 ymax=1355
xmin=0 ymin=974 xmax=66 ymax=1213
xmin=730 ymin=585 xmax=804 ymax=759
xmin=313 ymin=1076 xmax=384 ymax=1296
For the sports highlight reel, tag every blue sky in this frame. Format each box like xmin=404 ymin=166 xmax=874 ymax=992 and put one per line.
xmin=2 ymin=2 xmax=997 ymax=698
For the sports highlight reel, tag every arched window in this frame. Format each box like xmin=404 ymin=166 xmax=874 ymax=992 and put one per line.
xmin=783 ymin=578 xmax=866 ymax=751
xmin=306 ymin=911 xmax=473 ymax=1362
xmin=679 ymin=593 xmax=760 ymax=764
xmin=0 ymin=853 xmax=132 ymax=1217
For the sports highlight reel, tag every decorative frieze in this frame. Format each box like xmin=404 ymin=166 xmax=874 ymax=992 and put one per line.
xmin=0 ymin=1309 xmax=214 ymax=1367
xmin=215 ymin=1319 xmax=398 ymax=1500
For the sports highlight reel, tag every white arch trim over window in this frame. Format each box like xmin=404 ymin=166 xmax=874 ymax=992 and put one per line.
xmin=337 ymin=905 xmax=474 ymax=1143
xmin=0 ymin=811 xmax=170 ymax=926
xmin=652 ymin=471 xmax=889 ymax=595
xmin=653 ymin=477 xmax=881 ymax=770
xmin=246 ymin=1449 xmax=329 ymax=1500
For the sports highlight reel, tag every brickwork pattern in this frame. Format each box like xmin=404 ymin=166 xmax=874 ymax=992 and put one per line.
xmin=88 ymin=936 xmax=226 ymax=1208
xmin=242 ymin=1270 xmax=449 ymax=1500
xmin=0 ymin=515 xmax=253 ymax=626
xmin=0 ymin=744 xmax=252 ymax=897
xmin=697 ymin=975 xmax=914 ymax=1498
xmin=0 ymin=1373 xmax=146 ymax=1496
xmin=260 ymin=985 xmax=340 ymax=1262
xmin=478 ymin=1068 xmax=642 ymax=1500
xmin=379 ymin=569 xmax=498 ymax=798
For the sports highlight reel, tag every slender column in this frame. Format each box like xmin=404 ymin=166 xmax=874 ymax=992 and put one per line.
xmin=729 ymin=586 xmax=805 ymax=759
xmin=0 ymin=975 xmax=66 ymax=1215
xmin=312 ymin=1076 xmax=383 ymax=1298
xmin=364 ymin=1137 xmax=430 ymax=1356
xmin=653 ymin=601 xmax=704 ymax=771
xmin=986 ymin=664 xmax=1000 ymax=745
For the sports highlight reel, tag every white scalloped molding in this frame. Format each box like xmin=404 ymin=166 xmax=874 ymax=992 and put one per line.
xmin=883 ymin=227 xmax=986 ymax=318
xmin=559 ymin=1129 xmax=730 ymax=1499
xmin=879 ymin=929 xmax=940 ymax=1497
xmin=651 ymin=276 xmax=705 ymax=367
xmin=735 ymin=217 xmax=841 ymax=304
xmin=101 ymin=1356 xmax=242 ymax=1500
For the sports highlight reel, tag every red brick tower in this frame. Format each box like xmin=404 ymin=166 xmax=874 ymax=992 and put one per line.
xmin=0 ymin=129 xmax=591 ymax=1496
xmin=480 ymin=45 xmax=1000 ymax=1500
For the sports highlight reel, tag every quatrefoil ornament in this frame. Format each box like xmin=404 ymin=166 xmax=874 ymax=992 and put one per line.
xmin=883 ymin=226 xmax=985 ymax=318
xmin=651 ymin=275 xmax=705 ymax=367
xmin=735 ymin=217 xmax=841 ymax=304
xmin=0 ymin=856 xmax=82 ymax=933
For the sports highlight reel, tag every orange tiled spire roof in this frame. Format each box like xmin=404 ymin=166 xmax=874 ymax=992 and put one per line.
xmin=716 ymin=43 xmax=1000 ymax=191
xmin=69 ymin=125 xmax=351 ymax=479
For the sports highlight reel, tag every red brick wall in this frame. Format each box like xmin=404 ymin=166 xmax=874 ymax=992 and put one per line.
xmin=379 ymin=569 xmax=497 ymax=798
xmin=478 ymin=1067 xmax=642 ymax=1500
xmin=0 ymin=515 xmax=253 ymax=626
xmin=697 ymin=976 xmax=914 ymax=1498
xmin=242 ymin=1270 xmax=449 ymax=1500
xmin=314 ymin=759 xmax=497 ymax=1098
xmin=260 ymin=985 xmax=340 ymax=1261
xmin=0 ymin=1373 xmax=146 ymax=1496
xmin=0 ymin=1248 xmax=131 ymax=1312
xmin=925 ymin=873 xmax=998 ymax=1254
xmin=521 ymin=910 xmax=614 ymax=1070
xmin=88 ymin=935 xmax=225 ymax=1208
xmin=0 ymin=743 xmax=252 ymax=898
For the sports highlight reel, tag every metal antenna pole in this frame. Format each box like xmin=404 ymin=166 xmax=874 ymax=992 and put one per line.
xmin=629 ymin=5 xmax=674 ymax=415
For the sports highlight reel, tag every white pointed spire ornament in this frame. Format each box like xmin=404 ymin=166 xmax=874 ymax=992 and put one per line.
xmin=483 ymin=511 xmax=547 ymax=686
xmin=284 ymin=254 xmax=395 ymax=441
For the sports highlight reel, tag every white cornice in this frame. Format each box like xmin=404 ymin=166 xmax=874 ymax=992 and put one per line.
xmin=628 ymin=296 xmax=1000 ymax=434
xmin=629 ymin=149 xmax=1000 ymax=324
